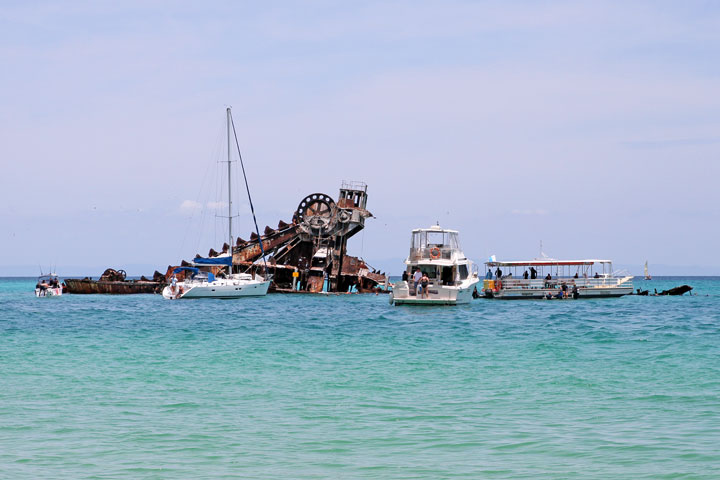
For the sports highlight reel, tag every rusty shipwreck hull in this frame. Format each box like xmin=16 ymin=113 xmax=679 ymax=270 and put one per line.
xmin=64 ymin=268 xmax=166 ymax=294
xmin=167 ymin=182 xmax=388 ymax=294
xmin=64 ymin=278 xmax=163 ymax=294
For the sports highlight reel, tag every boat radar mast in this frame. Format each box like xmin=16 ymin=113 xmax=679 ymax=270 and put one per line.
xmin=226 ymin=107 xmax=233 ymax=247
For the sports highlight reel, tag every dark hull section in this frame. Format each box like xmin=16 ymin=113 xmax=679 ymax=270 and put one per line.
xmin=64 ymin=279 xmax=163 ymax=294
xmin=658 ymin=285 xmax=693 ymax=296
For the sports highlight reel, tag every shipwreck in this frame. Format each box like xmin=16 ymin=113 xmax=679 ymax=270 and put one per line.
xmin=64 ymin=268 xmax=166 ymax=294
xmin=166 ymin=181 xmax=387 ymax=293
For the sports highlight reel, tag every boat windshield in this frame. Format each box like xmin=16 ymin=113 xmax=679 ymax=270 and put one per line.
xmin=191 ymin=272 xmax=215 ymax=282
xmin=411 ymin=230 xmax=460 ymax=250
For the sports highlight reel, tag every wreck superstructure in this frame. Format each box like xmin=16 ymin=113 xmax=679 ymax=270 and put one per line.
xmin=167 ymin=181 xmax=387 ymax=293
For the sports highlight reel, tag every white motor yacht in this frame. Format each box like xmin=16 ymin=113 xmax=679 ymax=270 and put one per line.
xmin=390 ymin=225 xmax=479 ymax=305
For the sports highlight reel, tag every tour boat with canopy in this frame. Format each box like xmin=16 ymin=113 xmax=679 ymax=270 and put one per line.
xmin=483 ymin=258 xmax=633 ymax=299
xmin=390 ymin=225 xmax=479 ymax=305
xmin=162 ymin=107 xmax=270 ymax=300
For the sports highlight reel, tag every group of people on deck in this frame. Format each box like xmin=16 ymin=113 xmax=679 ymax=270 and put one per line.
xmin=487 ymin=266 xmax=601 ymax=281
xmin=483 ymin=264 xmax=604 ymax=299
xmin=402 ymin=268 xmax=430 ymax=299
xmin=36 ymin=277 xmax=60 ymax=292
xmin=544 ymin=282 xmax=580 ymax=299
xmin=488 ymin=266 xmax=540 ymax=279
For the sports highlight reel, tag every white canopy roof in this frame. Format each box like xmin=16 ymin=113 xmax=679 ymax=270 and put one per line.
xmin=485 ymin=259 xmax=613 ymax=267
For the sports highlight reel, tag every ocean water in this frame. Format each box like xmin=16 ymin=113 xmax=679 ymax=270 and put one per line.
xmin=1 ymin=276 xmax=719 ymax=479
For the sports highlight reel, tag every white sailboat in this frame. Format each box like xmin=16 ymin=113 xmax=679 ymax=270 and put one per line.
xmin=644 ymin=261 xmax=652 ymax=280
xmin=163 ymin=107 xmax=270 ymax=299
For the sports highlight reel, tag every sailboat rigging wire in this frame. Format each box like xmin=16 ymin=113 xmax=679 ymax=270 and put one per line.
xmin=229 ymin=112 xmax=268 ymax=275
xmin=178 ymin=117 xmax=224 ymax=261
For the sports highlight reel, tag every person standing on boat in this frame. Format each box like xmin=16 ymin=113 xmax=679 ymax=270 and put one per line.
xmin=402 ymin=270 xmax=409 ymax=282
xmin=420 ymin=272 xmax=430 ymax=299
xmin=523 ymin=270 xmax=529 ymax=279
xmin=495 ymin=267 xmax=502 ymax=279
xmin=413 ymin=268 xmax=422 ymax=295
xmin=530 ymin=267 xmax=537 ymax=279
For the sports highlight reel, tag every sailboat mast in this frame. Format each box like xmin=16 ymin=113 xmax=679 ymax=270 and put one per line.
xmin=226 ymin=107 xmax=233 ymax=247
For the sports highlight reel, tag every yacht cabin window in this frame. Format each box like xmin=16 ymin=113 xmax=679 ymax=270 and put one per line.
xmin=420 ymin=266 xmax=437 ymax=279
xmin=458 ymin=264 xmax=468 ymax=280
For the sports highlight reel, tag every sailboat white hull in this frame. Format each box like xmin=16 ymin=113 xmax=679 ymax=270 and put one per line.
xmin=162 ymin=280 xmax=270 ymax=299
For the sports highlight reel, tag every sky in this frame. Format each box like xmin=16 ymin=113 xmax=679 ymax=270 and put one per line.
xmin=1 ymin=0 xmax=719 ymax=276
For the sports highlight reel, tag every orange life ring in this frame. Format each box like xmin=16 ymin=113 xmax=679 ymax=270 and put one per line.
xmin=430 ymin=247 xmax=441 ymax=259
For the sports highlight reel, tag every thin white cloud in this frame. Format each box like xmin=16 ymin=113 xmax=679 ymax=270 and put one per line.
xmin=179 ymin=200 xmax=201 ymax=212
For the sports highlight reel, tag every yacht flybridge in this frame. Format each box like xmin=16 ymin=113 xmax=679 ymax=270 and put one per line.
xmin=483 ymin=259 xmax=633 ymax=299
xmin=390 ymin=225 xmax=479 ymax=305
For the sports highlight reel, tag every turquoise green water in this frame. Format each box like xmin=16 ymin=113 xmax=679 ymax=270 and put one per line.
xmin=1 ymin=277 xmax=719 ymax=479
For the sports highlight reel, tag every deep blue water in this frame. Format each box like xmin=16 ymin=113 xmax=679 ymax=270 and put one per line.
xmin=1 ymin=277 xmax=719 ymax=479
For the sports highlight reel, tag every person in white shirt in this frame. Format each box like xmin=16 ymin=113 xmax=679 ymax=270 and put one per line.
xmin=412 ymin=268 xmax=422 ymax=295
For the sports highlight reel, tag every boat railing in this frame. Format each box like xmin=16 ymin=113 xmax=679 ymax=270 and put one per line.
xmin=490 ymin=277 xmax=631 ymax=290
xmin=409 ymin=247 xmax=455 ymax=261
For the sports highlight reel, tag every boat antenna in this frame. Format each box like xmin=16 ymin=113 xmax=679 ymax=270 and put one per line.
xmin=229 ymin=109 xmax=268 ymax=275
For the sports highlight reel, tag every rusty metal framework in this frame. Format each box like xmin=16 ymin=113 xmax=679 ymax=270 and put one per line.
xmin=166 ymin=182 xmax=387 ymax=293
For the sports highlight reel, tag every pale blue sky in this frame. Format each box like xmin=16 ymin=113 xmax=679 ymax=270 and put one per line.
xmin=2 ymin=1 xmax=719 ymax=275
